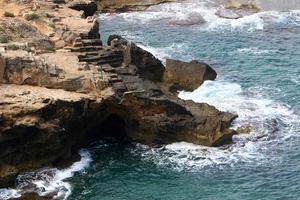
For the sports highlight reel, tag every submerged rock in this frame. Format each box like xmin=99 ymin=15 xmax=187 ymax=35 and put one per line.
xmin=169 ymin=12 xmax=206 ymax=26
xmin=163 ymin=59 xmax=217 ymax=93
xmin=215 ymin=8 xmax=242 ymax=19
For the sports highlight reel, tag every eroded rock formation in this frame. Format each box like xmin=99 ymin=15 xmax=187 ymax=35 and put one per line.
xmin=0 ymin=0 xmax=238 ymax=190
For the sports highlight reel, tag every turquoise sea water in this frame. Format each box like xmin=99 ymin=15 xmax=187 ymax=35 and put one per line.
xmin=1 ymin=1 xmax=299 ymax=199
xmin=67 ymin=2 xmax=300 ymax=199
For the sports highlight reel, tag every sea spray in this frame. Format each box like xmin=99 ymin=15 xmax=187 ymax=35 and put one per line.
xmin=0 ymin=149 xmax=92 ymax=200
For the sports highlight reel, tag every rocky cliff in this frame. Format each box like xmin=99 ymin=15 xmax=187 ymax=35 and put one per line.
xmin=0 ymin=0 xmax=238 ymax=191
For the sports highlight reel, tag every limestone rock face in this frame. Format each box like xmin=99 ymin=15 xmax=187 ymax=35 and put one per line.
xmin=0 ymin=50 xmax=108 ymax=93
xmin=0 ymin=16 xmax=238 ymax=189
xmin=108 ymin=35 xmax=165 ymax=82
xmin=0 ymin=84 xmax=114 ymax=187
xmin=115 ymin=91 xmax=237 ymax=146
xmin=163 ymin=59 xmax=217 ymax=93
xmin=0 ymin=18 xmax=54 ymax=50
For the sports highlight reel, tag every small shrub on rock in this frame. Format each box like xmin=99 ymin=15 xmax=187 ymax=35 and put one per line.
xmin=0 ymin=35 xmax=8 ymax=43
xmin=24 ymin=13 xmax=40 ymax=21
xmin=8 ymin=44 xmax=19 ymax=50
xmin=48 ymin=22 xmax=55 ymax=29
xmin=4 ymin=12 xmax=15 ymax=17
xmin=47 ymin=47 xmax=56 ymax=52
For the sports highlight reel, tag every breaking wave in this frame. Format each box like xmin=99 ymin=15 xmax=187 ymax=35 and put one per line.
xmin=0 ymin=150 xmax=92 ymax=200
xmin=100 ymin=0 xmax=300 ymax=32
xmin=128 ymin=79 xmax=300 ymax=172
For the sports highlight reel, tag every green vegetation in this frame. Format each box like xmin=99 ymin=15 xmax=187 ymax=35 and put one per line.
xmin=44 ymin=13 xmax=52 ymax=18
xmin=48 ymin=22 xmax=55 ymax=29
xmin=47 ymin=47 xmax=56 ymax=52
xmin=0 ymin=35 xmax=8 ymax=43
xmin=8 ymin=44 xmax=19 ymax=50
xmin=3 ymin=12 xmax=15 ymax=17
xmin=24 ymin=13 xmax=40 ymax=21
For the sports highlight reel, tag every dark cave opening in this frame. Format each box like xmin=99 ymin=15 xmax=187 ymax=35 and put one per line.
xmin=82 ymin=114 xmax=128 ymax=145
xmin=99 ymin=114 xmax=127 ymax=140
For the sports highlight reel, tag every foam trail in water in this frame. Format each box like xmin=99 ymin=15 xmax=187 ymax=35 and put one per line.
xmin=0 ymin=149 xmax=92 ymax=200
xmin=236 ymin=47 xmax=278 ymax=55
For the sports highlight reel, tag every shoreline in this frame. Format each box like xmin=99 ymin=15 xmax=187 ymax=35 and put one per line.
xmin=0 ymin=0 xmax=240 ymax=198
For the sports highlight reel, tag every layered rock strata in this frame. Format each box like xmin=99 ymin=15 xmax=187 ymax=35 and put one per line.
xmin=0 ymin=0 xmax=238 ymax=190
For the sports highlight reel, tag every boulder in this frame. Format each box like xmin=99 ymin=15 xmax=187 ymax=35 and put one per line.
xmin=215 ymin=8 xmax=242 ymax=19
xmin=68 ymin=0 xmax=97 ymax=17
xmin=163 ymin=59 xmax=217 ymax=93
xmin=170 ymin=12 xmax=206 ymax=26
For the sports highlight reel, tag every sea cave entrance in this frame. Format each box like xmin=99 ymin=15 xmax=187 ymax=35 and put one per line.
xmin=84 ymin=114 xmax=128 ymax=144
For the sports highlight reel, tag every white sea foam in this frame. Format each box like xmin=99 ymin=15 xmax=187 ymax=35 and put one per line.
xmin=178 ymin=80 xmax=296 ymax=127
xmin=0 ymin=149 xmax=92 ymax=200
xmin=138 ymin=43 xmax=193 ymax=62
xmin=0 ymin=188 xmax=21 ymax=200
xmin=99 ymin=0 xmax=300 ymax=171
xmin=236 ymin=47 xmax=278 ymax=55
xmin=100 ymin=0 xmax=300 ymax=32
xmin=131 ymin=80 xmax=300 ymax=171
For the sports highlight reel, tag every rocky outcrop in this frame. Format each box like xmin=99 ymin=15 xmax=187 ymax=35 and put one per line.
xmin=116 ymin=91 xmax=237 ymax=146
xmin=163 ymin=59 xmax=217 ymax=93
xmin=0 ymin=84 xmax=114 ymax=187
xmin=0 ymin=33 xmax=238 ymax=187
xmin=97 ymin=0 xmax=177 ymax=12
xmin=68 ymin=0 xmax=98 ymax=17
xmin=0 ymin=0 xmax=239 ymax=191
xmin=108 ymin=34 xmax=165 ymax=82
xmin=0 ymin=18 xmax=54 ymax=51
